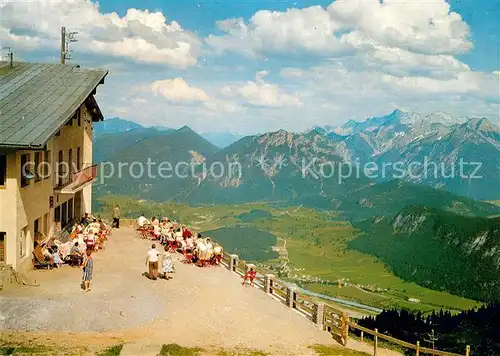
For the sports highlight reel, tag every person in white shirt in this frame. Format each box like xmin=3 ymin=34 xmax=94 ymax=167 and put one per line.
xmin=153 ymin=224 xmax=161 ymax=240
xmin=145 ymin=244 xmax=160 ymax=280
xmin=137 ymin=214 xmax=150 ymax=228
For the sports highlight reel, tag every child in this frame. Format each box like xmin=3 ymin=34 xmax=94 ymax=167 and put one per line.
xmin=51 ymin=246 xmax=64 ymax=268
xmin=81 ymin=250 xmax=94 ymax=292
xmin=242 ymin=268 xmax=257 ymax=286
xmin=160 ymin=245 xmax=175 ymax=279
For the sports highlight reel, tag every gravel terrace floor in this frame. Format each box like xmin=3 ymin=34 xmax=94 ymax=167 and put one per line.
xmin=0 ymin=227 xmax=399 ymax=355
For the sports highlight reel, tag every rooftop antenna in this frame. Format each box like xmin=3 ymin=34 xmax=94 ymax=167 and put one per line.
xmin=3 ymin=46 xmax=13 ymax=67
xmin=60 ymin=26 xmax=78 ymax=64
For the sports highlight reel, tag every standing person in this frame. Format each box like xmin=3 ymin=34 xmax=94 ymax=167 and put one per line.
xmin=145 ymin=244 xmax=159 ymax=280
xmin=81 ymin=250 xmax=93 ymax=292
xmin=160 ymin=245 xmax=174 ymax=280
xmin=242 ymin=268 xmax=257 ymax=286
xmin=112 ymin=205 xmax=120 ymax=229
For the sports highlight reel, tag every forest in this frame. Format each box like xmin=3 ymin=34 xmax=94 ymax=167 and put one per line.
xmin=356 ymin=304 xmax=500 ymax=356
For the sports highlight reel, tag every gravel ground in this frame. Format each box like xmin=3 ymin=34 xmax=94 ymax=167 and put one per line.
xmin=0 ymin=227 xmax=400 ymax=355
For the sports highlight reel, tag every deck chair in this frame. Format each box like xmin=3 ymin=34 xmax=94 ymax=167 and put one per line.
xmin=33 ymin=252 xmax=51 ymax=270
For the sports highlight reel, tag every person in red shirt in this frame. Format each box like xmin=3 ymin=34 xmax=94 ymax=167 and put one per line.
xmin=182 ymin=225 xmax=192 ymax=240
xmin=242 ymin=268 xmax=257 ymax=286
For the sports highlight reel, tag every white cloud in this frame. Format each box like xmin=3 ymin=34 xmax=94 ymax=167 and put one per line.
xmin=221 ymin=72 xmax=303 ymax=108
xmin=239 ymin=81 xmax=302 ymax=108
xmin=206 ymin=0 xmax=472 ymax=78
xmin=0 ymin=1 xmax=200 ymax=68
xmin=151 ymin=78 xmax=209 ymax=102
xmin=206 ymin=6 xmax=351 ymax=58
xmin=327 ymin=0 xmax=471 ymax=55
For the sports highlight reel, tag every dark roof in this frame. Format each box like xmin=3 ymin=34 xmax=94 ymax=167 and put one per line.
xmin=0 ymin=61 xmax=108 ymax=149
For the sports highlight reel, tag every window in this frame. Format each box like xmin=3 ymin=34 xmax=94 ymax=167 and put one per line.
xmin=44 ymin=213 xmax=49 ymax=236
xmin=77 ymin=148 xmax=81 ymax=171
xmin=0 ymin=153 xmax=6 ymax=187
xmin=62 ymin=201 xmax=68 ymax=226
xmin=20 ymin=227 xmax=27 ymax=257
xmin=69 ymin=149 xmax=73 ymax=173
xmin=0 ymin=232 xmax=5 ymax=262
xmin=55 ymin=130 xmax=60 ymax=137
xmin=57 ymin=150 xmax=64 ymax=186
xmin=68 ymin=198 xmax=74 ymax=221
xmin=20 ymin=153 xmax=30 ymax=187
xmin=43 ymin=150 xmax=51 ymax=179
xmin=34 ymin=218 xmax=40 ymax=235
xmin=34 ymin=152 xmax=41 ymax=182
xmin=54 ymin=206 xmax=61 ymax=224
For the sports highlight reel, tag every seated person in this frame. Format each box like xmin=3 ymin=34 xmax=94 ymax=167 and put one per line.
xmin=98 ymin=220 xmax=109 ymax=238
xmin=69 ymin=241 xmax=84 ymax=265
xmin=33 ymin=242 xmax=54 ymax=267
xmin=151 ymin=217 xmax=159 ymax=227
xmin=175 ymin=228 xmax=183 ymax=242
xmin=41 ymin=243 xmax=55 ymax=264
xmin=153 ymin=224 xmax=161 ymax=239
xmin=137 ymin=214 xmax=150 ymax=228
xmin=182 ymin=225 xmax=192 ymax=240
xmin=84 ymin=232 xmax=96 ymax=251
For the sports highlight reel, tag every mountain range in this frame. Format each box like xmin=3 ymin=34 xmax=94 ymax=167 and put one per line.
xmin=93 ymin=117 xmax=241 ymax=148
xmin=316 ymin=109 xmax=500 ymax=200
xmin=93 ymin=110 xmax=500 ymax=215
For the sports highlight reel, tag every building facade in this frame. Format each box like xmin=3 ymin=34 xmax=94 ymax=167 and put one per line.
xmin=0 ymin=61 xmax=108 ymax=271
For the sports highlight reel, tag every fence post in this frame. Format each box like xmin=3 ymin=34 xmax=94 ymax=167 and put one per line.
xmin=342 ymin=312 xmax=350 ymax=346
xmin=374 ymin=328 xmax=378 ymax=356
xmin=360 ymin=330 xmax=364 ymax=342
xmin=465 ymin=345 xmax=470 ymax=356
xmin=286 ymin=287 xmax=296 ymax=308
xmin=312 ymin=302 xmax=324 ymax=327
xmin=229 ymin=254 xmax=238 ymax=272
xmin=416 ymin=341 xmax=420 ymax=356
xmin=264 ymin=274 xmax=275 ymax=293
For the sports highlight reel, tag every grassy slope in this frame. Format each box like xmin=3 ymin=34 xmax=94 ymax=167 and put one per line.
xmin=96 ymin=195 xmax=480 ymax=313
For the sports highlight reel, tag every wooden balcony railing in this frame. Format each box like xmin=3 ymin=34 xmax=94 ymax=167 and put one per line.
xmin=54 ymin=164 xmax=97 ymax=193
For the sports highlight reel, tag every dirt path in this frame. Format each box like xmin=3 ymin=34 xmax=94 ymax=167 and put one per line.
xmin=0 ymin=227 xmax=400 ymax=355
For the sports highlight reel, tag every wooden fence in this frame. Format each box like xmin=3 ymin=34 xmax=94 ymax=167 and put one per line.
xmin=221 ymin=252 xmax=350 ymax=346
xmin=349 ymin=323 xmax=471 ymax=356
xmin=220 ymin=251 xmax=471 ymax=356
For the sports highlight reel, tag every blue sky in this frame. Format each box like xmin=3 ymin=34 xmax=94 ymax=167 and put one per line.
xmin=98 ymin=0 xmax=500 ymax=72
xmin=1 ymin=0 xmax=498 ymax=134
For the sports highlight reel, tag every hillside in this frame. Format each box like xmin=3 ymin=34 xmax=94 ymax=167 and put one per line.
xmin=350 ymin=206 xmax=500 ymax=302
xmin=93 ymin=128 xmax=172 ymax=163
xmin=333 ymin=180 xmax=500 ymax=221
xmin=93 ymin=126 xmax=219 ymax=201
